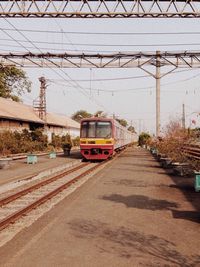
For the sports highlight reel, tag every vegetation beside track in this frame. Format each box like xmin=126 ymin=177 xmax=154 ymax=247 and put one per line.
xmin=148 ymin=120 xmax=200 ymax=171
xmin=0 ymin=129 xmax=79 ymax=156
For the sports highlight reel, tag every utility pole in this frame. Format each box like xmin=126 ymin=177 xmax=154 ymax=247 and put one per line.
xmin=33 ymin=76 xmax=47 ymax=123
xmin=38 ymin=76 xmax=47 ymax=121
xmin=139 ymin=119 xmax=142 ymax=135
xmin=156 ymin=51 xmax=161 ymax=137
xmin=139 ymin=50 xmax=161 ymax=136
xmin=182 ymin=103 xmax=186 ymax=129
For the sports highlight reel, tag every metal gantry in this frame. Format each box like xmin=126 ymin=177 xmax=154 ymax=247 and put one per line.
xmin=1 ymin=51 xmax=199 ymax=136
xmin=0 ymin=0 xmax=200 ymax=18
xmin=1 ymin=51 xmax=200 ymax=69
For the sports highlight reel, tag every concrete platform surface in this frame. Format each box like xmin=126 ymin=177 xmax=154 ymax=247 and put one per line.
xmin=0 ymin=151 xmax=81 ymax=186
xmin=0 ymin=147 xmax=200 ymax=267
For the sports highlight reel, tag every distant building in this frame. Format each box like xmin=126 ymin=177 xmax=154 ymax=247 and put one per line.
xmin=0 ymin=97 xmax=80 ymax=141
xmin=46 ymin=113 xmax=80 ymax=139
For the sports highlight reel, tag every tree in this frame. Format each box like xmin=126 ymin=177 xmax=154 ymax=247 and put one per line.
xmin=128 ymin=126 xmax=136 ymax=133
xmin=94 ymin=110 xmax=107 ymax=118
xmin=71 ymin=110 xmax=93 ymax=122
xmin=138 ymin=132 xmax=151 ymax=146
xmin=0 ymin=66 xmax=31 ymax=102
xmin=116 ymin=118 xmax=128 ymax=127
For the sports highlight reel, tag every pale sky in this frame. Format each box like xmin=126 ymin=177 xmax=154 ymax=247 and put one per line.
xmin=1 ymin=17 xmax=200 ymax=134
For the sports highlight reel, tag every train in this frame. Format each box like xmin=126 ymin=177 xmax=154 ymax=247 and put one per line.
xmin=80 ymin=117 xmax=137 ymax=160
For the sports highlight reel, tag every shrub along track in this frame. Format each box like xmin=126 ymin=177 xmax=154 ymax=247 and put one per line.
xmin=0 ymin=161 xmax=107 ymax=231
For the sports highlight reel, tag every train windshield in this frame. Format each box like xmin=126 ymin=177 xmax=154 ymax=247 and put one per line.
xmin=96 ymin=121 xmax=111 ymax=138
xmin=81 ymin=121 xmax=112 ymax=138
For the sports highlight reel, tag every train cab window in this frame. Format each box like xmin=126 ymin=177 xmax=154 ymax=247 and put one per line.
xmin=81 ymin=121 xmax=95 ymax=138
xmin=96 ymin=121 xmax=112 ymax=138
xmin=88 ymin=121 xmax=96 ymax=138
xmin=81 ymin=120 xmax=112 ymax=138
xmin=81 ymin=122 xmax=88 ymax=138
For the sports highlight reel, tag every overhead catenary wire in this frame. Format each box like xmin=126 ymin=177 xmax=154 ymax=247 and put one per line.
xmin=1 ymin=23 xmax=200 ymax=127
xmin=49 ymin=70 xmax=200 ymax=93
xmin=1 ymin=37 xmax=200 ymax=47
xmin=49 ymin=69 xmax=196 ymax=83
xmin=3 ymin=26 xmax=199 ymax=93
xmin=2 ymin=43 xmax=200 ymax=54
xmin=2 ymin=27 xmax=200 ymax=36
xmin=2 ymin=19 xmax=110 ymax=112
xmin=53 ymin=19 xmax=78 ymax=52
xmin=1 ymin=24 xmax=199 ymax=95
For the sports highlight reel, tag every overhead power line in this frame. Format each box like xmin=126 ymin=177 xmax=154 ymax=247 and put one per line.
xmin=2 ymin=19 xmax=109 ymax=111
xmin=50 ymin=70 xmax=200 ymax=93
xmin=2 ymin=27 xmax=200 ymax=36
xmin=51 ymin=74 xmax=150 ymax=82
xmin=50 ymin=69 xmax=193 ymax=83
xmin=0 ymin=44 xmax=145 ymax=54
xmin=2 ymin=37 xmax=200 ymax=48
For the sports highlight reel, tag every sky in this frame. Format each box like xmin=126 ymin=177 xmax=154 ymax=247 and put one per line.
xmin=1 ymin=16 xmax=200 ymax=135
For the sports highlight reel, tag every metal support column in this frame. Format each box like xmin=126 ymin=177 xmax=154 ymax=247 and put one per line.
xmin=182 ymin=103 xmax=186 ymax=129
xmin=156 ymin=51 xmax=161 ymax=137
xmin=38 ymin=76 xmax=47 ymax=122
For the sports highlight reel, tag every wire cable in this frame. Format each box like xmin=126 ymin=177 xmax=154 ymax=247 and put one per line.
xmin=3 ymin=19 xmax=109 ymax=112
xmin=50 ymin=70 xmax=200 ymax=93
xmin=2 ymin=27 xmax=200 ymax=36
xmin=2 ymin=37 xmax=200 ymax=47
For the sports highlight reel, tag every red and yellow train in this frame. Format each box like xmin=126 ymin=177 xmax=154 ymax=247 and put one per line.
xmin=80 ymin=117 xmax=137 ymax=160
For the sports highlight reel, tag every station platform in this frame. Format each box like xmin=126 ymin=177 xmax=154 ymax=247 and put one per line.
xmin=0 ymin=147 xmax=200 ymax=266
xmin=0 ymin=150 xmax=81 ymax=186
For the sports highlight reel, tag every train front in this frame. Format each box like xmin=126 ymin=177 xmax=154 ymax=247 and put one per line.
xmin=80 ymin=118 xmax=114 ymax=160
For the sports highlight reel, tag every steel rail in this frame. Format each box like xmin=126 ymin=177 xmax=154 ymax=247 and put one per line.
xmin=183 ymin=144 xmax=200 ymax=160
xmin=0 ymin=162 xmax=88 ymax=207
xmin=0 ymin=161 xmax=105 ymax=230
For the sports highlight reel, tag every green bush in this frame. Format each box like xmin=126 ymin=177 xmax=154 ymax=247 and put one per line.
xmin=138 ymin=132 xmax=151 ymax=147
xmin=0 ymin=129 xmax=47 ymax=155
xmin=51 ymin=133 xmax=74 ymax=149
xmin=0 ymin=130 xmax=76 ymax=156
xmin=51 ymin=134 xmax=62 ymax=148
xmin=72 ymin=136 xmax=80 ymax=146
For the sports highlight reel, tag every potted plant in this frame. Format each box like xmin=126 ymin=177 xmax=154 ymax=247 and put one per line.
xmin=62 ymin=143 xmax=72 ymax=156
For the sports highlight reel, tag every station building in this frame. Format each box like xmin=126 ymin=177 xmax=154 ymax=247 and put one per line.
xmin=0 ymin=97 xmax=80 ymax=141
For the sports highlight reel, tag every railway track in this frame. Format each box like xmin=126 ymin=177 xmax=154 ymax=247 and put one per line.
xmin=0 ymin=161 xmax=105 ymax=231
xmin=183 ymin=143 xmax=200 ymax=160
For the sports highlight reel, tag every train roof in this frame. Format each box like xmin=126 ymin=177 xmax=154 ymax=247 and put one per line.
xmin=80 ymin=117 xmax=114 ymax=122
xmin=81 ymin=117 xmax=128 ymax=130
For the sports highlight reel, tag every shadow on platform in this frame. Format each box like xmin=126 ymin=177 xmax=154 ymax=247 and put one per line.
xmin=171 ymin=210 xmax=200 ymax=224
xmin=101 ymin=194 xmax=179 ymax=211
xmin=68 ymin=218 xmax=200 ymax=266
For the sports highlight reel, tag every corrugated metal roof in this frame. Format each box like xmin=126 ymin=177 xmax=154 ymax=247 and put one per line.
xmin=0 ymin=97 xmax=44 ymax=124
xmin=0 ymin=97 xmax=80 ymax=129
xmin=46 ymin=113 xmax=80 ymax=129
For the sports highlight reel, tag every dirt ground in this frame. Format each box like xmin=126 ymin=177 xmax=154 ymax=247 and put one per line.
xmin=0 ymin=147 xmax=200 ymax=267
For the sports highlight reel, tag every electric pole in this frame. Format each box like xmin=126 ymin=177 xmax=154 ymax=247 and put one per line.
xmin=156 ymin=51 xmax=161 ymax=137
xmin=33 ymin=76 xmax=47 ymax=125
xmin=38 ymin=77 xmax=47 ymax=121
xmin=182 ymin=103 xmax=186 ymax=129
